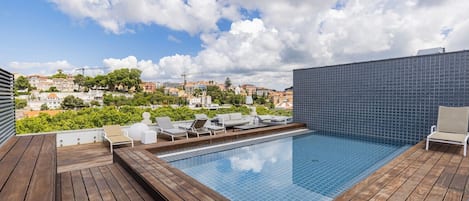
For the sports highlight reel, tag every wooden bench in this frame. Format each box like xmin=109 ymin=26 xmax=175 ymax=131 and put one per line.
xmin=114 ymin=148 xmax=229 ymax=201
xmin=0 ymin=134 xmax=56 ymax=201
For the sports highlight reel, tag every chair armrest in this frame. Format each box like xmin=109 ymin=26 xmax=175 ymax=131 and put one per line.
xmin=155 ymin=126 xmax=162 ymax=133
xmin=123 ymin=130 xmax=129 ymax=137
xmin=430 ymin=125 xmax=436 ymax=133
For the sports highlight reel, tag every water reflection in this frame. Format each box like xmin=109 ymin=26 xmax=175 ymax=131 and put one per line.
xmin=229 ymin=145 xmax=280 ymax=173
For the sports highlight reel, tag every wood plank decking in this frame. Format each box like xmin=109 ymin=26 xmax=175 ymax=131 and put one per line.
xmin=4 ymin=124 xmax=468 ymax=200
xmin=114 ymin=148 xmax=228 ymax=201
xmin=335 ymin=142 xmax=469 ymax=201
xmin=0 ymin=134 xmax=56 ymax=201
xmin=58 ymin=164 xmax=154 ymax=201
xmin=58 ymin=143 xmax=114 ymax=173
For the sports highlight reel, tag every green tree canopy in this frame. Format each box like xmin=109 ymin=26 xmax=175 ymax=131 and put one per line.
xmin=61 ymin=95 xmax=86 ymax=110
xmin=40 ymin=103 xmax=49 ymax=110
xmin=14 ymin=76 xmax=31 ymax=91
xmin=46 ymin=86 xmax=59 ymax=92
xmin=15 ymin=99 xmax=27 ymax=109
xmin=107 ymin=68 xmax=142 ymax=92
xmin=51 ymin=69 xmax=67 ymax=79
xmin=224 ymin=77 xmax=232 ymax=89
xmin=73 ymin=74 xmax=86 ymax=89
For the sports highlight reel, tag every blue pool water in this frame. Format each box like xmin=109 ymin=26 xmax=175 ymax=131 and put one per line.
xmin=168 ymin=132 xmax=410 ymax=201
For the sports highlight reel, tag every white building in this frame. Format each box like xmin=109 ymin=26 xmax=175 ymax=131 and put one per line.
xmin=189 ymin=95 xmax=212 ymax=107
xmin=46 ymin=93 xmax=61 ymax=109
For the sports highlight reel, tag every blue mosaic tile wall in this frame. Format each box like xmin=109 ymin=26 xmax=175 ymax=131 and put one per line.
xmin=293 ymin=50 xmax=469 ymax=144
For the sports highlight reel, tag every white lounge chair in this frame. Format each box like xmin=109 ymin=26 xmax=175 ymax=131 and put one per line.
xmin=426 ymin=106 xmax=469 ymax=156
xmin=156 ymin=117 xmax=188 ymax=141
xmin=195 ymin=114 xmax=226 ymax=135
xmin=103 ymin=125 xmax=134 ymax=153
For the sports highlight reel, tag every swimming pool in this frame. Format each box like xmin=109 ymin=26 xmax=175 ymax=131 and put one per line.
xmin=163 ymin=131 xmax=411 ymax=201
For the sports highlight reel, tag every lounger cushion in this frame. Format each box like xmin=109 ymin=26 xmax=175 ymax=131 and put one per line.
xmin=163 ymin=128 xmax=187 ymax=135
xmin=258 ymin=115 xmax=272 ymax=121
xmin=428 ymin=132 xmax=468 ymax=143
xmin=107 ymin=135 xmax=132 ymax=143
xmin=437 ymin=106 xmax=469 ymax=134
xmin=177 ymin=123 xmax=192 ymax=130
xmin=103 ymin=125 xmax=125 ymax=137
xmin=195 ymin=114 xmax=208 ymax=119
xmin=205 ymin=125 xmax=225 ymax=131
xmin=271 ymin=116 xmax=289 ymax=122
xmin=230 ymin=113 xmax=242 ymax=120
xmin=223 ymin=119 xmax=251 ymax=127
xmin=156 ymin=117 xmax=175 ymax=129
xmin=217 ymin=114 xmax=230 ymax=121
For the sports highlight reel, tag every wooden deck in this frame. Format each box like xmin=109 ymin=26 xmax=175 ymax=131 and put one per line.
xmin=115 ymin=149 xmax=228 ymax=201
xmin=0 ymin=134 xmax=56 ymax=201
xmin=336 ymin=142 xmax=469 ymax=201
xmin=58 ymin=143 xmax=113 ymax=173
xmin=58 ymin=164 xmax=154 ymax=201
xmin=9 ymin=123 xmax=468 ymax=200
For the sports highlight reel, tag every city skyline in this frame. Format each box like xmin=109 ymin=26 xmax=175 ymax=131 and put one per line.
xmin=1 ymin=0 xmax=469 ymax=90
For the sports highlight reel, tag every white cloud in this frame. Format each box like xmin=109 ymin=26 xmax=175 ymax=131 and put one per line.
xmin=49 ymin=0 xmax=239 ymax=34
xmin=45 ymin=0 xmax=469 ymax=90
xmin=7 ymin=60 xmax=75 ymax=75
xmin=103 ymin=56 xmax=160 ymax=80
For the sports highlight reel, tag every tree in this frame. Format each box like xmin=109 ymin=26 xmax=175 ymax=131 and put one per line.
xmin=73 ymin=74 xmax=86 ymax=91
xmin=15 ymin=76 xmax=31 ymax=90
xmin=193 ymin=88 xmax=203 ymax=96
xmin=90 ymin=100 xmax=101 ymax=107
xmin=15 ymin=99 xmax=27 ymax=109
xmin=106 ymin=68 xmax=142 ymax=92
xmin=47 ymin=86 xmax=59 ymax=92
xmin=40 ymin=103 xmax=49 ymax=110
xmin=224 ymin=77 xmax=232 ymax=89
xmin=51 ymin=69 xmax=67 ymax=79
xmin=61 ymin=95 xmax=86 ymax=109
xmin=14 ymin=76 xmax=31 ymax=95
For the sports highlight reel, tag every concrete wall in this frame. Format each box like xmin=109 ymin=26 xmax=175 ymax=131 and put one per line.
xmin=293 ymin=50 xmax=469 ymax=144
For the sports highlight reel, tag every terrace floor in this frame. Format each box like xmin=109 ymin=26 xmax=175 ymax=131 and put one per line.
xmin=56 ymin=127 xmax=469 ymax=201
xmin=58 ymin=164 xmax=154 ymax=201
xmin=336 ymin=142 xmax=469 ymax=201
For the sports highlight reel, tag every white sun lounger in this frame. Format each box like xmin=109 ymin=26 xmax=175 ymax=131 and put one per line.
xmin=156 ymin=117 xmax=188 ymax=141
xmin=103 ymin=125 xmax=134 ymax=153
xmin=426 ymin=106 xmax=469 ymax=156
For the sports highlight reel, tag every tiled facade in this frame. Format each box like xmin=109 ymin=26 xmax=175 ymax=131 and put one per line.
xmin=293 ymin=50 xmax=469 ymax=144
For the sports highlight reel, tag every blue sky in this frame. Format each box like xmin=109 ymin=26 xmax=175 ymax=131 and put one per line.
xmin=1 ymin=0 xmax=468 ymax=90
xmin=0 ymin=0 xmax=202 ymax=66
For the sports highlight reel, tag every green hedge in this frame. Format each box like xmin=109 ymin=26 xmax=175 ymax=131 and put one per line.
xmin=16 ymin=105 xmax=255 ymax=134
